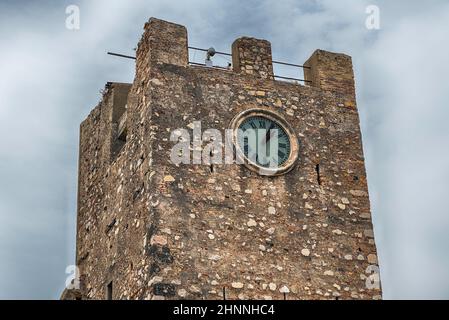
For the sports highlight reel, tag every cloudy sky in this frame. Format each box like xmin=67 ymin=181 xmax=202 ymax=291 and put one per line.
xmin=1 ymin=0 xmax=449 ymax=299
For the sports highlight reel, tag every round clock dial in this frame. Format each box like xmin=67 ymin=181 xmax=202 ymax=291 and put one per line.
xmin=229 ymin=108 xmax=299 ymax=176
xmin=237 ymin=116 xmax=291 ymax=168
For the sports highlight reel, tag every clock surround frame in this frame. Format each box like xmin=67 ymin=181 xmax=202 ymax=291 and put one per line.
xmin=229 ymin=108 xmax=300 ymax=176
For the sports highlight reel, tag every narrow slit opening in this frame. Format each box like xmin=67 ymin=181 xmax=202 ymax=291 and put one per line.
xmin=106 ymin=281 xmax=113 ymax=300
xmin=315 ymin=164 xmax=322 ymax=186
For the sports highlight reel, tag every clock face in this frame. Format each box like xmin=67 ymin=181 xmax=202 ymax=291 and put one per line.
xmin=237 ymin=116 xmax=291 ymax=168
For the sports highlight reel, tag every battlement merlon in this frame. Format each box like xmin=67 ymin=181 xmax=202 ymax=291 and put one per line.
xmin=304 ymin=49 xmax=356 ymax=105
xmin=232 ymin=37 xmax=274 ymax=80
xmin=136 ymin=17 xmax=189 ymax=69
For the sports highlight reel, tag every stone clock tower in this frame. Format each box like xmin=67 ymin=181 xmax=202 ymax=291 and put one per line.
xmin=67 ymin=17 xmax=381 ymax=300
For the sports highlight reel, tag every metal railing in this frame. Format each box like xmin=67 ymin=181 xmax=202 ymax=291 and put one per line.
xmin=188 ymin=46 xmax=312 ymax=83
xmin=187 ymin=46 xmax=311 ymax=83
xmin=107 ymin=47 xmax=312 ymax=83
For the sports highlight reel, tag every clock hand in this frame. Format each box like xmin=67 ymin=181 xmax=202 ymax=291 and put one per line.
xmin=264 ymin=123 xmax=275 ymax=143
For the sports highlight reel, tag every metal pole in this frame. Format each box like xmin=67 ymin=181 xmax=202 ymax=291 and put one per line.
xmin=273 ymin=60 xmax=311 ymax=69
xmin=273 ymin=75 xmax=311 ymax=83
xmin=189 ymin=46 xmax=232 ymax=57
xmin=107 ymin=52 xmax=136 ymax=60
xmin=189 ymin=61 xmax=230 ymax=70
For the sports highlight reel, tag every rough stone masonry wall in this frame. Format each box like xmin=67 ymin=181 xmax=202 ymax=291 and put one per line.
xmin=74 ymin=17 xmax=381 ymax=300
xmin=232 ymin=37 xmax=274 ymax=80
